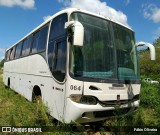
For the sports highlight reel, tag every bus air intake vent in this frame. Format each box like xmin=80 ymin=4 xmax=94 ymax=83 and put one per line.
xmin=112 ymin=84 xmax=124 ymax=87
xmin=93 ymin=108 xmax=131 ymax=118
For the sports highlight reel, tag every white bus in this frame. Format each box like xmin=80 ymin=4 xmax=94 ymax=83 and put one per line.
xmin=3 ymin=8 xmax=155 ymax=123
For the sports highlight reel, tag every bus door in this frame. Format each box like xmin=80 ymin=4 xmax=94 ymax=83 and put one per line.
xmin=51 ymin=38 xmax=67 ymax=120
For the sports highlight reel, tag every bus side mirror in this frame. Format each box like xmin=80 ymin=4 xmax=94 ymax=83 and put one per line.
xmin=65 ymin=21 xmax=84 ymax=46
xmin=136 ymin=42 xmax=156 ymax=60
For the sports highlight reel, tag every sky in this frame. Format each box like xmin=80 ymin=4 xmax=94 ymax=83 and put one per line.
xmin=0 ymin=0 xmax=160 ymax=61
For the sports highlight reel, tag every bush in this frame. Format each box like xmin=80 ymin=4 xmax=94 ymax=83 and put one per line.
xmin=140 ymin=82 xmax=159 ymax=108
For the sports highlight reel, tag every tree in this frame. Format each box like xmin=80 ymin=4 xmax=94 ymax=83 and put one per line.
xmin=0 ymin=59 xmax=5 ymax=68
xmin=153 ymin=36 xmax=160 ymax=47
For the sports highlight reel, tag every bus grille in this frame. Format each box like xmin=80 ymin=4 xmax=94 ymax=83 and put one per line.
xmin=98 ymin=95 xmax=139 ymax=107
xmin=99 ymin=100 xmax=130 ymax=107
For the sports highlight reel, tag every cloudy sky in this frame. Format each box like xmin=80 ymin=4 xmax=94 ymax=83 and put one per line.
xmin=0 ymin=0 xmax=160 ymax=61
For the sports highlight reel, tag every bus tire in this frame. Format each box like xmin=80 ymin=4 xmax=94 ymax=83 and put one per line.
xmin=32 ymin=86 xmax=42 ymax=103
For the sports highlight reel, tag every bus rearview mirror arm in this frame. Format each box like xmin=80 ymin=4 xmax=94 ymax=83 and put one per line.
xmin=65 ymin=21 xmax=84 ymax=47
xmin=136 ymin=42 xmax=156 ymax=60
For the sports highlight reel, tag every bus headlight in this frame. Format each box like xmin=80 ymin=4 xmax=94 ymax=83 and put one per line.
xmin=69 ymin=94 xmax=97 ymax=105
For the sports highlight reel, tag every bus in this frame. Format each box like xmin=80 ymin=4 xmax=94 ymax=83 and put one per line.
xmin=3 ymin=8 xmax=155 ymax=123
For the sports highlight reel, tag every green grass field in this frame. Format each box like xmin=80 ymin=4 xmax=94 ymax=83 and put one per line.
xmin=0 ymin=70 xmax=159 ymax=134
xmin=0 ymin=69 xmax=2 ymax=75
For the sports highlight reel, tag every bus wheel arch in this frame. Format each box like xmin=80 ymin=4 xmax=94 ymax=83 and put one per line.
xmin=32 ymin=85 xmax=42 ymax=103
xmin=7 ymin=78 xmax=10 ymax=88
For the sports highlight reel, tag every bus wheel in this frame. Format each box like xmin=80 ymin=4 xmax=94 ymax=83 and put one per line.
xmin=32 ymin=86 xmax=42 ymax=103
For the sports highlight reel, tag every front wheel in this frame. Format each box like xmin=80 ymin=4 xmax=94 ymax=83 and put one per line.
xmin=32 ymin=92 xmax=42 ymax=103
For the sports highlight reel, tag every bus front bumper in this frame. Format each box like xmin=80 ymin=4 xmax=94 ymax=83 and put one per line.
xmin=64 ymin=98 xmax=140 ymax=123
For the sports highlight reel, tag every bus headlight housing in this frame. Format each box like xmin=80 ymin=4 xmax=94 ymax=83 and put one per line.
xmin=69 ymin=94 xmax=97 ymax=105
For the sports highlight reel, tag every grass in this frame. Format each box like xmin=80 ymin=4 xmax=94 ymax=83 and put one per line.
xmin=0 ymin=70 xmax=159 ymax=134
xmin=0 ymin=72 xmax=58 ymax=135
xmin=106 ymin=82 xmax=160 ymax=127
xmin=0 ymin=75 xmax=53 ymax=127
xmin=0 ymin=72 xmax=86 ymax=134
xmin=0 ymin=69 xmax=2 ymax=75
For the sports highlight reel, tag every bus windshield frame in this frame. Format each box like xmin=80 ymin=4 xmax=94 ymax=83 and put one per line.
xmin=69 ymin=12 xmax=140 ymax=83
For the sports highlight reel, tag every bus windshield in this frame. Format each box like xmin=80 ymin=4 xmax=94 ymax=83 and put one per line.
xmin=70 ymin=12 xmax=140 ymax=82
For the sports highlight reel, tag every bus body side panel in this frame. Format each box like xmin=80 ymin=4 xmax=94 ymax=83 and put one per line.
xmin=3 ymin=54 xmax=66 ymax=122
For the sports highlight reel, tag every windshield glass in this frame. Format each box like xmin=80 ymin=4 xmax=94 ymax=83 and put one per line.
xmin=113 ymin=23 xmax=139 ymax=80
xmin=70 ymin=12 xmax=140 ymax=82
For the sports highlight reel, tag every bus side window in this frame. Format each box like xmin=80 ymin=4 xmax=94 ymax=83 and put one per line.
xmin=22 ymin=39 xmax=27 ymax=56
xmin=10 ymin=49 xmax=12 ymax=60
xmin=37 ymin=25 xmax=48 ymax=52
xmin=22 ymin=35 xmax=32 ymax=56
xmin=5 ymin=51 xmax=7 ymax=61
xmin=48 ymin=13 xmax=68 ymax=82
xmin=10 ymin=47 xmax=15 ymax=60
xmin=49 ymin=14 xmax=67 ymax=42
xmin=7 ymin=50 xmax=10 ymax=61
xmin=15 ymin=42 xmax=22 ymax=59
xmin=31 ymin=31 xmax=40 ymax=54
xmin=5 ymin=51 xmax=8 ymax=61
xmin=26 ymin=35 xmax=32 ymax=55
xmin=52 ymin=40 xmax=67 ymax=82
xmin=31 ymin=24 xmax=48 ymax=54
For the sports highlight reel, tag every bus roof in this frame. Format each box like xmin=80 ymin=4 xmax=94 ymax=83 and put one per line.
xmin=6 ymin=8 xmax=133 ymax=51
